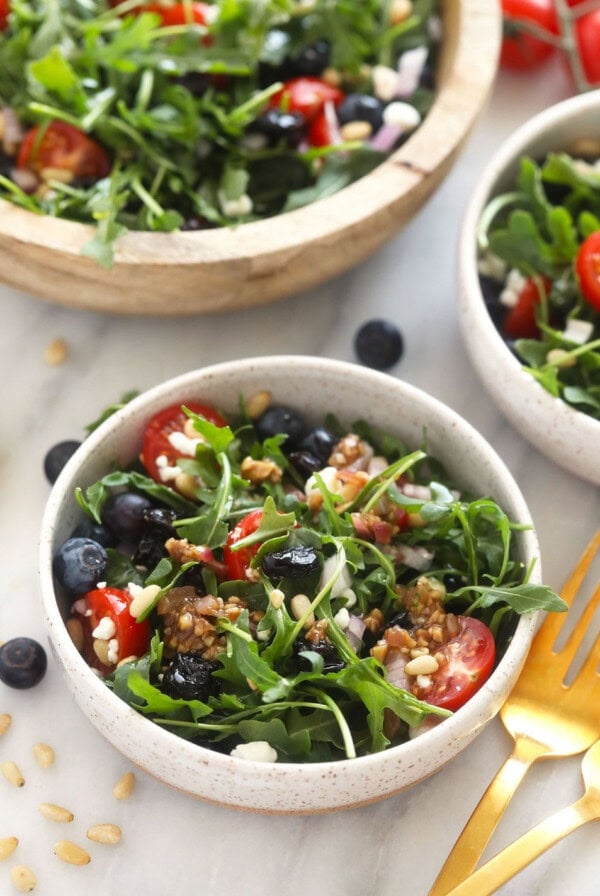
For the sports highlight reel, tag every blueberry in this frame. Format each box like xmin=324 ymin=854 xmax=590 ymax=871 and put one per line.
xmin=288 ymin=450 xmax=323 ymax=477
xmin=337 ymin=94 xmax=384 ymax=131
xmin=71 ymin=519 xmax=116 ymax=548
xmin=161 ymin=654 xmax=221 ymax=701
xmin=443 ymin=573 xmax=466 ymax=593
xmin=0 ymin=150 xmax=13 ymax=179
xmin=387 ymin=609 xmax=411 ymax=629
xmin=354 ymin=319 xmax=404 ymax=370
xmin=53 ymin=537 xmax=108 ymax=595
xmin=102 ymin=492 xmax=153 ymax=540
xmin=293 ymin=637 xmax=344 ymax=674
xmin=175 ymin=72 xmax=210 ymax=96
xmin=246 ymin=109 xmax=306 ymax=148
xmin=262 ymin=546 xmax=320 ymax=579
xmin=299 ymin=427 xmax=337 ymax=465
xmin=257 ymin=28 xmax=293 ymax=86
xmin=0 ymin=638 xmax=47 ymax=689
xmin=177 ymin=564 xmax=208 ymax=596
xmin=289 ymin=40 xmax=331 ymax=76
xmin=254 ymin=405 xmax=307 ymax=448
xmin=43 ymin=440 xmax=82 ymax=485
xmin=133 ymin=508 xmax=177 ymax=570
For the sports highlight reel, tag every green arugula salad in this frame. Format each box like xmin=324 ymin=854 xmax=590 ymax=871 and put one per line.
xmin=477 ymin=149 xmax=600 ymax=420
xmin=50 ymin=394 xmax=563 ymax=763
xmin=0 ymin=0 xmax=439 ymax=267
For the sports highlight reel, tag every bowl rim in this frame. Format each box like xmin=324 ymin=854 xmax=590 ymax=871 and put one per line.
xmin=458 ymin=89 xmax=600 ymax=442
xmin=39 ymin=356 xmax=539 ymax=793
xmin=1 ymin=0 xmax=500 ymax=266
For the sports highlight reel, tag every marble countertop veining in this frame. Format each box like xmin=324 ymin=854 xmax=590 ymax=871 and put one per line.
xmin=0 ymin=60 xmax=598 ymax=896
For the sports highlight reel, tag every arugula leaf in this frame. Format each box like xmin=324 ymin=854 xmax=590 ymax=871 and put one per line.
xmin=84 ymin=390 xmax=139 ymax=434
xmin=463 ymin=583 xmax=567 ymax=615
xmin=75 ymin=469 xmax=196 ymax=523
xmin=228 ymin=495 xmax=296 ymax=552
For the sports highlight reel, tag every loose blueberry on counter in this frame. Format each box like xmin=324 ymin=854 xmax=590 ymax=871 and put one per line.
xmin=337 ymin=94 xmax=385 ymax=132
xmin=102 ymin=492 xmax=153 ymax=540
xmin=262 ymin=546 xmax=321 ymax=579
xmin=0 ymin=638 xmax=47 ymax=689
xmin=254 ymin=404 xmax=306 ymax=448
xmin=354 ymin=319 xmax=404 ymax=371
xmin=161 ymin=654 xmax=222 ymax=702
xmin=53 ymin=537 xmax=108 ymax=595
xmin=43 ymin=440 xmax=82 ymax=485
xmin=246 ymin=109 xmax=306 ymax=148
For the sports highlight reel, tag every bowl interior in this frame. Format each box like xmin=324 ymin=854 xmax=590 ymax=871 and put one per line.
xmin=40 ymin=357 xmax=538 ymax=812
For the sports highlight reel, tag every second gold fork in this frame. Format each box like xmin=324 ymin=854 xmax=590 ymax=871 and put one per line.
xmin=428 ymin=530 xmax=600 ymax=896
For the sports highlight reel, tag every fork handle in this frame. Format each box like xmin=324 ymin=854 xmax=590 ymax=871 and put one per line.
xmin=428 ymin=735 xmax=548 ymax=896
xmin=442 ymin=796 xmax=594 ymax=896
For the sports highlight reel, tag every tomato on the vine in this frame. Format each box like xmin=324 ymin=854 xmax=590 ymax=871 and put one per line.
xmin=411 ymin=617 xmax=496 ymax=712
xmin=223 ymin=509 xmax=264 ymax=581
xmin=574 ymin=10 xmax=600 ymax=86
xmin=576 ymin=232 xmax=600 ymax=312
xmin=500 ymin=0 xmax=559 ymax=70
xmin=141 ymin=401 xmax=227 ymax=483
xmin=0 ymin=0 xmax=9 ymax=30
xmin=17 ymin=121 xmax=110 ymax=181
xmin=82 ymin=587 xmax=151 ymax=670
xmin=269 ymin=77 xmax=344 ymax=122
xmin=503 ymin=276 xmax=552 ymax=339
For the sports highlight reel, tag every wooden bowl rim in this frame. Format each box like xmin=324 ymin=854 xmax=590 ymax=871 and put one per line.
xmin=0 ymin=0 xmax=500 ymax=267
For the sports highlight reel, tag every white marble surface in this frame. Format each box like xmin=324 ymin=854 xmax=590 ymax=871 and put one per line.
xmin=1 ymin=60 xmax=599 ymax=896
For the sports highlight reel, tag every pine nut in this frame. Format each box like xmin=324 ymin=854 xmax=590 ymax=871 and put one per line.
xmin=174 ymin=472 xmax=197 ymax=499
xmin=321 ymin=67 xmax=341 ymax=87
xmin=129 ymin=584 xmax=160 ymax=619
xmin=32 ymin=743 xmax=55 ymax=769
xmin=9 ymin=865 xmax=36 ymax=892
xmin=245 ymin=389 xmax=271 ymax=420
xmin=86 ymin=823 xmax=122 ymax=845
xmin=546 ymin=348 xmax=576 ymax=368
xmin=2 ymin=761 xmax=24 ymax=787
xmin=112 ymin=771 xmax=135 ymax=800
xmin=290 ymin=594 xmax=315 ymax=628
xmin=269 ymin=588 xmax=285 ymax=609
xmin=66 ymin=617 xmax=84 ymax=651
xmin=39 ymin=166 xmax=75 ymax=184
xmin=92 ymin=638 xmax=111 ymax=666
xmin=0 ymin=837 xmax=18 ymax=861
xmin=39 ymin=803 xmax=74 ymax=823
xmin=53 ymin=840 xmax=91 ymax=866
xmin=0 ymin=713 xmax=12 ymax=736
xmin=390 ymin=0 xmax=413 ymax=24
xmin=43 ymin=338 xmax=68 ymax=366
xmin=339 ymin=120 xmax=373 ymax=142
xmin=404 ymin=654 xmax=439 ymax=676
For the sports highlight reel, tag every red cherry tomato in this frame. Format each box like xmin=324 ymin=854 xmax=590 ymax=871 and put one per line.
xmin=500 ymin=0 xmax=559 ymax=70
xmin=576 ymin=232 xmax=600 ymax=312
xmin=0 ymin=0 xmax=9 ymax=30
xmin=574 ymin=10 xmax=600 ymax=86
xmin=307 ymin=108 xmax=336 ymax=147
xmin=141 ymin=401 xmax=227 ymax=483
xmin=223 ymin=509 xmax=264 ymax=581
xmin=83 ymin=587 xmax=151 ymax=670
xmin=269 ymin=77 xmax=344 ymax=123
xmin=143 ymin=1 xmax=211 ymax=25
xmin=17 ymin=121 xmax=110 ymax=181
xmin=412 ymin=616 xmax=496 ymax=711
xmin=502 ymin=275 xmax=552 ymax=340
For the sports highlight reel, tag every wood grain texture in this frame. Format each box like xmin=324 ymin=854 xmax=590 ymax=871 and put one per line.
xmin=0 ymin=0 xmax=500 ymax=315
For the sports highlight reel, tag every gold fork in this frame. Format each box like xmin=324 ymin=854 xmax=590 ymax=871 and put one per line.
xmin=428 ymin=530 xmax=600 ymax=896
xmin=443 ymin=737 xmax=600 ymax=896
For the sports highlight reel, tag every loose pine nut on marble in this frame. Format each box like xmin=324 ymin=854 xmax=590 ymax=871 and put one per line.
xmin=2 ymin=761 xmax=24 ymax=787
xmin=32 ymin=743 xmax=55 ymax=769
xmin=0 ymin=713 xmax=12 ymax=736
xmin=53 ymin=840 xmax=90 ymax=866
xmin=112 ymin=771 xmax=135 ymax=800
xmin=87 ymin=823 xmax=122 ymax=845
xmin=0 ymin=837 xmax=19 ymax=861
xmin=39 ymin=803 xmax=74 ymax=823
xmin=9 ymin=865 xmax=36 ymax=892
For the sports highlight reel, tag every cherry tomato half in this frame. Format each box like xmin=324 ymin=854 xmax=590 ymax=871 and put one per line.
xmin=143 ymin=1 xmax=211 ymax=26
xmin=223 ymin=509 xmax=264 ymax=581
xmin=0 ymin=0 xmax=9 ymax=30
xmin=500 ymin=0 xmax=558 ymax=70
xmin=412 ymin=616 xmax=496 ymax=712
xmin=576 ymin=231 xmax=600 ymax=312
xmin=141 ymin=401 xmax=227 ymax=483
xmin=307 ymin=108 xmax=336 ymax=147
xmin=269 ymin=77 xmax=344 ymax=123
xmin=575 ymin=10 xmax=600 ymax=86
xmin=17 ymin=121 xmax=111 ymax=181
xmin=83 ymin=587 xmax=151 ymax=671
xmin=502 ymin=275 xmax=552 ymax=340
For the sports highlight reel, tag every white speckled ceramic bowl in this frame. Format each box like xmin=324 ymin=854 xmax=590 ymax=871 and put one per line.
xmin=459 ymin=91 xmax=600 ymax=486
xmin=40 ymin=356 xmax=539 ymax=814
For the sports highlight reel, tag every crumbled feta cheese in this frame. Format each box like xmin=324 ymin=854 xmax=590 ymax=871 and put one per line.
xmin=107 ymin=638 xmax=119 ymax=665
xmin=372 ymin=64 xmax=400 ymax=102
xmin=91 ymin=616 xmax=116 ymax=641
xmin=382 ymin=101 xmax=421 ymax=132
xmin=256 ymin=628 xmax=273 ymax=642
xmin=230 ymin=741 xmax=278 ymax=763
xmin=499 ymin=268 xmax=527 ymax=308
xmin=158 ymin=463 xmax=182 ymax=483
xmin=168 ymin=430 xmax=203 ymax=457
xmin=155 ymin=454 xmax=168 ymax=468
xmin=416 ymin=674 xmax=432 ymax=689
xmin=562 ymin=318 xmax=594 ymax=345
xmin=333 ymin=607 xmax=350 ymax=630
xmin=477 ymin=251 xmax=507 ymax=282
xmin=319 ymin=553 xmax=353 ymax=598
xmin=96 ymin=581 xmax=107 ymax=590
xmin=218 ymin=191 xmax=253 ymax=217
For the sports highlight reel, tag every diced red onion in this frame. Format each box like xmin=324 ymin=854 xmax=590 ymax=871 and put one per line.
xmin=323 ymin=100 xmax=342 ymax=146
xmin=384 ymin=648 xmax=409 ymax=690
xmin=345 ymin=614 xmax=366 ymax=652
xmin=367 ymin=456 xmax=388 ymax=478
xmin=10 ymin=167 xmax=39 ymax=194
xmin=395 ymin=47 xmax=428 ymax=98
xmin=369 ymin=122 xmax=404 ymax=153
xmin=1 ymin=107 xmax=24 ymax=154
xmin=401 ymin=483 xmax=431 ymax=500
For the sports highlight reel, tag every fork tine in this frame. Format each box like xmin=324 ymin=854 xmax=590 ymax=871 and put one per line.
xmin=556 ymin=582 xmax=600 ymax=673
xmin=578 ymin=629 xmax=600 ymax=683
xmin=532 ymin=531 xmax=600 ymax=654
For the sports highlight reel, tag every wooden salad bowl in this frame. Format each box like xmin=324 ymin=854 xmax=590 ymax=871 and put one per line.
xmin=0 ymin=0 xmax=500 ymax=316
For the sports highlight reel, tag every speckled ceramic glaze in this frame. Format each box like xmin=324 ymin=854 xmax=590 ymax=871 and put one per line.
xmin=459 ymin=91 xmax=600 ymax=486
xmin=39 ymin=357 xmax=539 ymax=814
